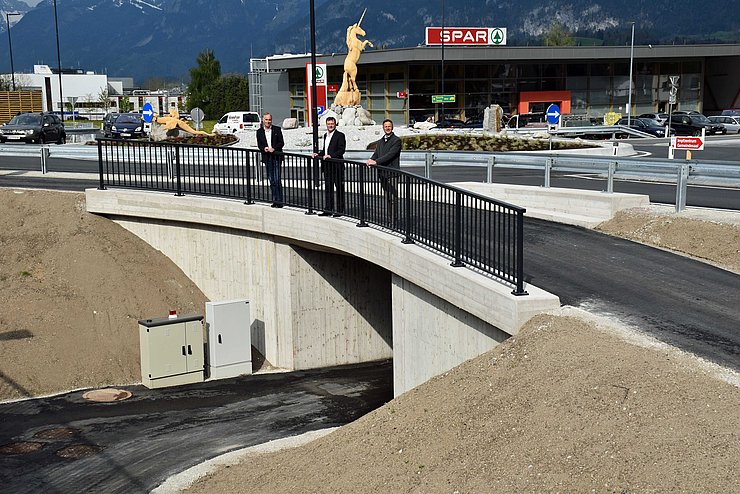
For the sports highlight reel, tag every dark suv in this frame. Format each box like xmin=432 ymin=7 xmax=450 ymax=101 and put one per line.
xmin=0 ymin=112 xmax=66 ymax=144
xmin=669 ymin=113 xmax=724 ymax=136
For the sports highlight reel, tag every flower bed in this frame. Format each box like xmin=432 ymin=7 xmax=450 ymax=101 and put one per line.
xmin=392 ymin=134 xmax=594 ymax=152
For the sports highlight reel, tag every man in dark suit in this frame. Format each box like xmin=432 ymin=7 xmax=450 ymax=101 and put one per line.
xmin=255 ymin=112 xmax=285 ymax=207
xmin=367 ymin=119 xmax=402 ymax=225
xmin=314 ymin=116 xmax=347 ymax=216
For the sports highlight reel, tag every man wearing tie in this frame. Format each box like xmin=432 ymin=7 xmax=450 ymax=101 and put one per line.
xmin=255 ymin=112 xmax=285 ymax=208
xmin=314 ymin=116 xmax=347 ymax=216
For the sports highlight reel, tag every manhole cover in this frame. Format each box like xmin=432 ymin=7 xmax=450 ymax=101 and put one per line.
xmin=82 ymin=388 xmax=132 ymax=402
xmin=0 ymin=441 xmax=43 ymax=455
xmin=56 ymin=444 xmax=101 ymax=459
xmin=34 ymin=427 xmax=79 ymax=440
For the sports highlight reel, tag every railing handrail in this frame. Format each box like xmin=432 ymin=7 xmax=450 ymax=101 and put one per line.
xmin=95 ymin=138 xmax=529 ymax=295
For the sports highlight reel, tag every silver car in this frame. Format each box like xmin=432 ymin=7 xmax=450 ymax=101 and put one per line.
xmin=708 ymin=115 xmax=740 ymax=134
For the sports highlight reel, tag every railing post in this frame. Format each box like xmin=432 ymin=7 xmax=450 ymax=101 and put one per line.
xmin=607 ymin=161 xmax=616 ymax=193
xmin=174 ymin=145 xmax=183 ymax=197
xmin=676 ymin=163 xmax=689 ymax=212
xmin=424 ymin=151 xmax=433 ymax=179
xmin=450 ymin=191 xmax=464 ymax=267
xmin=401 ymin=175 xmax=414 ymax=244
xmin=244 ymin=149 xmax=253 ymax=204
xmin=306 ymin=156 xmax=317 ymax=215
xmin=97 ymin=139 xmax=106 ymax=190
xmin=544 ymin=157 xmax=553 ymax=188
xmin=357 ymin=163 xmax=368 ymax=228
xmin=512 ymin=209 xmax=528 ymax=296
xmin=486 ymin=155 xmax=495 ymax=183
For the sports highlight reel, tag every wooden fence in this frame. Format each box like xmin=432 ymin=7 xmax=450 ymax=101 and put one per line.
xmin=0 ymin=91 xmax=43 ymax=123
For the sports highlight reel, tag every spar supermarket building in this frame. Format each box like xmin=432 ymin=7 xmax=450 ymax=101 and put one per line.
xmin=249 ymin=43 xmax=740 ymax=125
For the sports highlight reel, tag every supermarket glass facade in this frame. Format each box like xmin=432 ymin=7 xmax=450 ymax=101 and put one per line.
xmin=282 ymin=58 xmax=706 ymax=126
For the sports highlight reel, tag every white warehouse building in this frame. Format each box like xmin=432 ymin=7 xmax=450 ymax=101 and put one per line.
xmin=3 ymin=65 xmax=185 ymax=120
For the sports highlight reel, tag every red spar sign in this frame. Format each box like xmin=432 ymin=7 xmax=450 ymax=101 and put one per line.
xmin=672 ymin=136 xmax=705 ymax=150
xmin=425 ymin=27 xmax=506 ymax=46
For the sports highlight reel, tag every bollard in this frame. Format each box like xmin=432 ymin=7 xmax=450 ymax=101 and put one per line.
xmin=40 ymin=146 xmax=50 ymax=174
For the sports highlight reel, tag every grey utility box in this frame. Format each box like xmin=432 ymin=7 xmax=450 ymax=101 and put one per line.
xmin=205 ymin=300 xmax=252 ymax=379
xmin=138 ymin=314 xmax=205 ymax=389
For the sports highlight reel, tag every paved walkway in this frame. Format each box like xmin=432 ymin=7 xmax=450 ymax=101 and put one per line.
xmin=524 ymin=218 xmax=739 ymax=371
xmin=0 ymin=362 xmax=392 ymax=494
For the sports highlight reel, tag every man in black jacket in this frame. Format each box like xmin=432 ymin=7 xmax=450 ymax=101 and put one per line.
xmin=255 ymin=113 xmax=285 ymax=207
xmin=314 ymin=116 xmax=347 ymax=216
xmin=367 ymin=119 xmax=402 ymax=225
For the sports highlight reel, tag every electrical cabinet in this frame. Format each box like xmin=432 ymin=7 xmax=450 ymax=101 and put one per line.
xmin=138 ymin=314 xmax=204 ymax=389
xmin=205 ymin=300 xmax=252 ymax=379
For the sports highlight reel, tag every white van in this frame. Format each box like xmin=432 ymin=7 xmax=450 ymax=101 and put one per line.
xmin=213 ymin=111 xmax=261 ymax=134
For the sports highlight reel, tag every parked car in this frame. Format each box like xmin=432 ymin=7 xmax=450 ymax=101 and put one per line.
xmin=638 ymin=112 xmax=669 ymax=125
xmin=435 ymin=118 xmax=466 ymax=128
xmin=110 ymin=113 xmax=145 ymax=139
xmin=720 ymin=109 xmax=740 ymax=117
xmin=0 ymin=112 xmax=66 ymax=144
xmin=463 ymin=117 xmax=483 ymax=128
xmin=616 ymin=117 xmax=675 ymax=137
xmin=673 ymin=110 xmax=703 ymax=116
xmin=670 ymin=113 xmax=724 ymax=136
xmin=102 ymin=112 xmax=120 ymax=137
xmin=708 ymin=115 xmax=740 ymax=134
xmin=213 ymin=111 xmax=260 ymax=134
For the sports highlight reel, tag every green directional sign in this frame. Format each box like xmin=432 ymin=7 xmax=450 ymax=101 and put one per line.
xmin=432 ymin=94 xmax=456 ymax=104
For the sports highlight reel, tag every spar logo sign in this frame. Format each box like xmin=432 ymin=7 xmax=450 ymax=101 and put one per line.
xmin=425 ymin=27 xmax=507 ymax=46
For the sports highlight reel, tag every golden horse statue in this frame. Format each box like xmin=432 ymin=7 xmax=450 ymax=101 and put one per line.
xmin=154 ymin=108 xmax=212 ymax=136
xmin=334 ymin=9 xmax=373 ymax=107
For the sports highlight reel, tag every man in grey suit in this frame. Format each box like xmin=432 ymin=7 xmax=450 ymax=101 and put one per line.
xmin=367 ymin=119 xmax=402 ymax=225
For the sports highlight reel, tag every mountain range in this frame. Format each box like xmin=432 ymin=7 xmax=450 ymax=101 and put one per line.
xmin=0 ymin=0 xmax=738 ymax=84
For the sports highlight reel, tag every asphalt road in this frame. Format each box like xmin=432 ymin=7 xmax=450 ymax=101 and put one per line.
xmin=524 ymin=218 xmax=739 ymax=371
xmin=0 ymin=362 xmax=393 ymax=494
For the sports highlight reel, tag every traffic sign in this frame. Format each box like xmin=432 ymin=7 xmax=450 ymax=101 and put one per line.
xmin=317 ymin=105 xmax=326 ymax=115
xmin=546 ymin=104 xmax=561 ymax=125
xmin=190 ymin=107 xmax=205 ymax=125
xmin=397 ymin=91 xmax=407 ymax=99
xmin=142 ymin=102 xmax=154 ymax=123
xmin=671 ymin=136 xmax=704 ymax=150
xmin=432 ymin=94 xmax=455 ymax=104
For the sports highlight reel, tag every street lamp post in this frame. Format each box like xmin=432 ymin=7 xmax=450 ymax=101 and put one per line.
xmin=309 ymin=0 xmax=320 ymax=188
xmin=53 ymin=0 xmax=64 ymax=120
xmin=6 ymin=12 xmax=21 ymax=91
xmin=627 ymin=21 xmax=635 ymax=126
xmin=440 ymin=0 xmax=445 ymax=124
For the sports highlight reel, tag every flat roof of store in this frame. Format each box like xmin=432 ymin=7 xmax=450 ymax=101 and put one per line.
xmin=265 ymin=44 xmax=740 ymax=70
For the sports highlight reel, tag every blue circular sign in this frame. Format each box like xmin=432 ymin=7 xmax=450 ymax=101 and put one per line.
xmin=142 ymin=102 xmax=155 ymax=123
xmin=546 ymin=104 xmax=561 ymax=125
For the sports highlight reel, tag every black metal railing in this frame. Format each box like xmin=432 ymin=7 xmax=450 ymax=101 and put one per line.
xmin=97 ymin=138 xmax=528 ymax=295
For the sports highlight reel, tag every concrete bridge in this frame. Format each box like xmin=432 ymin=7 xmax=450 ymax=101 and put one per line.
xmin=85 ymin=184 xmax=649 ymax=396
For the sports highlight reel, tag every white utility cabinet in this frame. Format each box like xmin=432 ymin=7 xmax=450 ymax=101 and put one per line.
xmin=205 ymin=300 xmax=252 ymax=379
xmin=138 ymin=314 xmax=205 ymax=389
